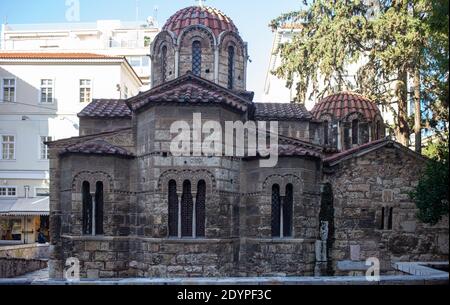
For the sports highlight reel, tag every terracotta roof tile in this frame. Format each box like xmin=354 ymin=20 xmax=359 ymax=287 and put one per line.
xmin=311 ymin=91 xmax=381 ymax=121
xmin=128 ymin=72 xmax=250 ymax=113
xmin=0 ymin=52 xmax=123 ymax=60
xmin=324 ymin=138 xmax=389 ymax=164
xmin=78 ymin=99 xmax=131 ymax=118
xmin=253 ymin=103 xmax=312 ymax=121
xmin=60 ymin=139 xmax=133 ymax=158
xmin=163 ymin=6 xmax=238 ymax=37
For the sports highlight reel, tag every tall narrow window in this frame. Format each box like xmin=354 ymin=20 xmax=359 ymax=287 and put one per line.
xmin=271 ymin=184 xmax=281 ymax=237
xmin=196 ymin=180 xmax=206 ymax=237
xmin=2 ymin=78 xmax=15 ymax=103
xmin=80 ymin=79 xmax=92 ymax=103
xmin=283 ymin=184 xmax=293 ymax=237
xmin=40 ymin=79 xmax=54 ymax=104
xmin=192 ymin=41 xmax=202 ymax=76
xmin=95 ymin=182 xmax=104 ymax=235
xmin=181 ymin=180 xmax=193 ymax=237
xmin=161 ymin=46 xmax=168 ymax=82
xmin=227 ymin=46 xmax=235 ymax=89
xmin=376 ymin=121 xmax=381 ymax=140
xmin=82 ymin=181 xmax=92 ymax=235
xmin=388 ymin=207 xmax=393 ymax=230
xmin=323 ymin=121 xmax=329 ymax=145
xmin=82 ymin=181 xmax=104 ymax=235
xmin=352 ymin=119 xmax=359 ymax=145
xmin=168 ymin=180 xmax=178 ymax=237
xmin=380 ymin=207 xmax=385 ymax=230
xmin=1 ymin=135 xmax=15 ymax=160
xmin=40 ymin=136 xmax=52 ymax=160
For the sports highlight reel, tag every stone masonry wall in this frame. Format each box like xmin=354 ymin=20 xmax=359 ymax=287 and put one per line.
xmin=326 ymin=145 xmax=449 ymax=275
xmin=240 ymin=157 xmax=321 ymax=276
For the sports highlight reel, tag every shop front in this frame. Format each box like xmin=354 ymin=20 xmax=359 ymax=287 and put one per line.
xmin=0 ymin=197 xmax=49 ymax=245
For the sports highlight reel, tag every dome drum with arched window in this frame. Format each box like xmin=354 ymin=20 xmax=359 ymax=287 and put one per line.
xmin=311 ymin=92 xmax=386 ymax=151
xmin=150 ymin=6 xmax=247 ymax=91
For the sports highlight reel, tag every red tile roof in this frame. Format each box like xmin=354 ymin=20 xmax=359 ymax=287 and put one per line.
xmin=277 ymin=136 xmax=323 ymax=158
xmin=163 ymin=6 xmax=238 ymax=37
xmin=78 ymin=99 xmax=131 ymax=118
xmin=253 ymin=103 xmax=312 ymax=121
xmin=322 ymin=137 xmax=429 ymax=166
xmin=128 ymin=72 xmax=250 ymax=113
xmin=0 ymin=52 xmax=123 ymax=60
xmin=311 ymin=91 xmax=381 ymax=121
xmin=61 ymin=139 xmax=133 ymax=158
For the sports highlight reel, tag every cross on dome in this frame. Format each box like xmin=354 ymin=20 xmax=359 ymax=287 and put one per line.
xmin=196 ymin=0 xmax=206 ymax=7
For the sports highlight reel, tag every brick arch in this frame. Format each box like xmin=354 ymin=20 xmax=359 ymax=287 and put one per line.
xmin=319 ymin=113 xmax=334 ymax=122
xmin=176 ymin=25 xmax=217 ymax=49
xmin=72 ymin=171 xmax=113 ymax=193
xmin=158 ymin=169 xmax=216 ymax=194
xmin=218 ymin=31 xmax=245 ymax=56
xmin=151 ymin=30 xmax=177 ymax=56
xmin=345 ymin=111 xmax=366 ymax=123
xmin=263 ymin=174 xmax=302 ymax=196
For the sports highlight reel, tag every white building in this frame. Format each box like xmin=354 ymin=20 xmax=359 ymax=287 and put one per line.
xmin=1 ymin=19 xmax=159 ymax=87
xmin=0 ymin=52 xmax=142 ymax=244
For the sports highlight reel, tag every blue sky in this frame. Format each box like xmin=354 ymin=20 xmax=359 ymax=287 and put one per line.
xmin=0 ymin=0 xmax=303 ymax=100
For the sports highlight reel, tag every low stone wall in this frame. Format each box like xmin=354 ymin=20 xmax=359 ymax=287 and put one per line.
xmin=0 ymin=258 xmax=48 ymax=278
xmin=53 ymin=236 xmax=238 ymax=279
xmin=241 ymin=238 xmax=316 ymax=276
xmin=0 ymin=244 xmax=50 ymax=260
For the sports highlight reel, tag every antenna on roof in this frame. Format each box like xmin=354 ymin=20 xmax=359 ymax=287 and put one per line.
xmin=135 ymin=0 xmax=139 ymax=23
xmin=154 ymin=5 xmax=158 ymax=25
xmin=196 ymin=0 xmax=206 ymax=7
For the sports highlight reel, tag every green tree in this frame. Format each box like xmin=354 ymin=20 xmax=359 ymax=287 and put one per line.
xmin=411 ymin=137 xmax=449 ymax=225
xmin=270 ymin=0 xmax=449 ymax=148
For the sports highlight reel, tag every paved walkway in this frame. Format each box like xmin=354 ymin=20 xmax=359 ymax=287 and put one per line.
xmin=1 ymin=262 xmax=447 ymax=285
xmin=15 ymin=267 xmax=49 ymax=281
xmin=1 ymin=273 xmax=447 ymax=285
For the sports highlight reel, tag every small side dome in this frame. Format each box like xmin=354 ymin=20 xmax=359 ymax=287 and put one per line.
xmin=163 ymin=6 xmax=239 ymax=37
xmin=311 ymin=91 xmax=381 ymax=121
xmin=311 ymin=92 xmax=385 ymax=150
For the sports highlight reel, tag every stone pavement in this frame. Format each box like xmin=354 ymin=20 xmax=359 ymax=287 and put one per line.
xmin=0 ymin=269 xmax=447 ymax=285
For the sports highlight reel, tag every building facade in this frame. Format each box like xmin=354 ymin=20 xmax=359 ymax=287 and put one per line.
xmin=0 ymin=52 xmax=142 ymax=244
xmin=47 ymin=5 xmax=447 ymax=279
xmin=1 ymin=19 xmax=159 ymax=87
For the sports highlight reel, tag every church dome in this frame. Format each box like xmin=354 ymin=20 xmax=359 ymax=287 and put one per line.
xmin=311 ymin=91 xmax=381 ymax=121
xmin=162 ymin=6 xmax=239 ymax=37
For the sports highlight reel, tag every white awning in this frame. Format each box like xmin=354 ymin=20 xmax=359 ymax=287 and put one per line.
xmin=0 ymin=197 xmax=49 ymax=216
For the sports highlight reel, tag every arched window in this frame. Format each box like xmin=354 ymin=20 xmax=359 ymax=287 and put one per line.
xmin=352 ymin=119 xmax=359 ymax=145
xmin=181 ymin=180 xmax=193 ymax=237
xmin=161 ymin=45 xmax=167 ymax=82
xmin=271 ymin=184 xmax=281 ymax=237
xmin=82 ymin=181 xmax=103 ymax=235
xmin=323 ymin=120 xmax=329 ymax=145
xmin=283 ymin=184 xmax=293 ymax=237
xmin=192 ymin=41 xmax=202 ymax=76
xmin=82 ymin=181 xmax=92 ymax=235
xmin=168 ymin=180 xmax=178 ymax=237
xmin=195 ymin=180 xmax=206 ymax=237
xmin=95 ymin=181 xmax=104 ymax=235
xmin=272 ymin=184 xmax=294 ymax=238
xmin=227 ymin=46 xmax=235 ymax=89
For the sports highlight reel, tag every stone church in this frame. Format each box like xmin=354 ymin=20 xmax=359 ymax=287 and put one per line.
xmin=47 ymin=5 xmax=448 ymax=279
